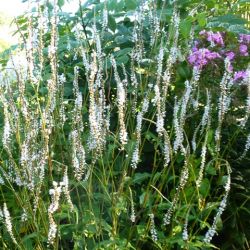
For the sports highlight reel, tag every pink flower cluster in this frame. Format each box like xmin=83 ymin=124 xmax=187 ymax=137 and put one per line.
xmin=188 ymin=31 xmax=249 ymax=77
xmin=238 ymin=34 xmax=249 ymax=57
xmin=188 ymin=48 xmax=221 ymax=69
xmin=234 ymin=70 xmax=248 ymax=83
xmin=239 ymin=34 xmax=250 ymax=44
xmin=199 ymin=30 xmax=224 ymax=46
xmin=225 ymin=51 xmax=235 ymax=61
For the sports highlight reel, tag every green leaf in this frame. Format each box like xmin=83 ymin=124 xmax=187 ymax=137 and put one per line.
xmin=199 ymin=178 xmax=210 ymax=197
xmin=207 ymin=130 xmax=214 ymax=144
xmin=177 ymin=64 xmax=190 ymax=78
xmin=116 ymin=55 xmax=129 ymax=65
xmin=108 ymin=14 xmax=116 ymax=32
xmin=216 ymin=216 xmax=223 ymax=231
xmin=216 ymin=14 xmax=247 ymax=25
xmin=206 ymin=164 xmax=217 ymax=176
xmin=137 ymin=224 xmax=146 ymax=236
xmin=115 ymin=35 xmax=130 ymax=44
xmin=132 ymin=172 xmax=151 ymax=184
xmin=108 ymin=0 xmax=124 ymax=12
xmin=22 ymin=232 xmax=39 ymax=248
xmin=205 ymin=0 xmax=216 ymax=9
xmin=185 ymin=186 xmax=196 ymax=200
xmin=180 ymin=19 xmax=192 ymax=38
xmin=172 ymin=225 xmax=182 ymax=234
xmin=125 ymin=0 xmax=137 ymax=10
xmin=58 ymin=0 xmax=64 ymax=8
xmin=197 ymin=13 xmax=207 ymax=27
xmin=139 ymin=191 xmax=153 ymax=207
xmin=114 ymin=48 xmax=133 ymax=57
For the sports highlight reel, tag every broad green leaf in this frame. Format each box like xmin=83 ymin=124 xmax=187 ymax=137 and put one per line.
xmin=58 ymin=0 xmax=65 ymax=8
xmin=115 ymin=35 xmax=130 ymax=44
xmin=116 ymin=55 xmax=129 ymax=65
xmin=132 ymin=172 xmax=151 ymax=184
xmin=199 ymin=178 xmax=210 ymax=197
xmin=197 ymin=13 xmax=207 ymax=27
xmin=114 ymin=48 xmax=133 ymax=57
xmin=206 ymin=164 xmax=217 ymax=176
xmin=180 ymin=19 xmax=192 ymax=38
xmin=125 ymin=0 xmax=137 ymax=10
xmin=108 ymin=14 xmax=116 ymax=32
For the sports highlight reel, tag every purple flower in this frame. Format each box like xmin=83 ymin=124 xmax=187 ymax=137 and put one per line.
xmin=234 ymin=71 xmax=248 ymax=82
xmin=188 ymin=54 xmax=196 ymax=64
xmin=205 ymin=51 xmax=221 ymax=60
xmin=199 ymin=30 xmax=224 ymax=46
xmin=239 ymin=44 xmax=248 ymax=56
xmin=192 ymin=47 xmax=199 ymax=52
xmin=239 ymin=34 xmax=250 ymax=44
xmin=199 ymin=30 xmax=206 ymax=36
xmin=192 ymin=42 xmax=199 ymax=52
xmin=194 ymin=40 xmax=199 ymax=47
xmin=188 ymin=48 xmax=221 ymax=69
xmin=211 ymin=32 xmax=224 ymax=46
xmin=225 ymin=51 xmax=235 ymax=61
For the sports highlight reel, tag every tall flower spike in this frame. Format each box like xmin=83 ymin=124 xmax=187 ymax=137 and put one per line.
xmin=131 ymin=97 xmax=149 ymax=169
xmin=180 ymin=81 xmax=192 ymax=127
xmin=239 ymin=68 xmax=250 ymax=127
xmin=204 ymin=172 xmax=231 ymax=243
xmin=156 ymin=45 xmax=164 ymax=86
xmin=58 ymin=74 xmax=67 ymax=125
xmin=164 ymin=160 xmax=189 ymax=225
xmin=72 ymin=66 xmax=84 ymax=132
xmin=2 ymin=104 xmax=11 ymax=151
xmin=215 ymin=58 xmax=233 ymax=153
xmin=154 ymin=45 xmax=166 ymax=142
xmin=173 ymin=99 xmax=182 ymax=153
xmin=191 ymin=123 xmax=201 ymax=152
xmin=21 ymin=209 xmax=28 ymax=222
xmin=3 ymin=203 xmax=17 ymax=245
xmin=61 ymin=168 xmax=74 ymax=211
xmin=149 ymin=213 xmax=158 ymax=242
xmin=93 ymin=24 xmax=102 ymax=59
xmin=48 ymin=181 xmax=62 ymax=246
xmin=173 ymin=81 xmax=192 ymax=154
xmin=162 ymin=8 xmax=180 ymax=101
xmin=130 ymin=59 xmax=138 ymax=115
xmin=129 ymin=188 xmax=136 ymax=223
xmin=47 ymin=0 xmax=58 ymax=114
xmin=131 ymin=6 xmax=145 ymax=63
xmin=82 ymin=48 xmax=90 ymax=74
xmin=27 ymin=0 xmax=34 ymax=83
xmin=239 ymin=133 xmax=250 ymax=160
xmin=196 ymin=91 xmax=211 ymax=187
xmin=182 ymin=213 xmax=189 ymax=241
xmin=163 ymin=130 xmax=171 ymax=167
xmin=37 ymin=1 xmax=45 ymax=74
xmin=102 ymin=7 xmax=108 ymax=30
xmin=88 ymin=52 xmax=101 ymax=151
xmin=153 ymin=84 xmax=164 ymax=136
xmin=149 ymin=8 xmax=160 ymax=46
xmin=111 ymin=55 xmax=128 ymax=149
xmin=70 ymin=130 xmax=86 ymax=181
xmin=196 ymin=139 xmax=208 ymax=188
xmin=201 ymin=91 xmax=211 ymax=131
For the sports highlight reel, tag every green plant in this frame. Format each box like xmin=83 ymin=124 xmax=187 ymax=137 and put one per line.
xmin=0 ymin=0 xmax=249 ymax=249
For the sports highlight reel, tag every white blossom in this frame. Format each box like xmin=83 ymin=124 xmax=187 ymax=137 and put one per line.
xmin=149 ymin=213 xmax=158 ymax=242
xmin=129 ymin=188 xmax=136 ymax=223
xmin=204 ymin=174 xmax=230 ymax=243
xmin=3 ymin=203 xmax=17 ymax=244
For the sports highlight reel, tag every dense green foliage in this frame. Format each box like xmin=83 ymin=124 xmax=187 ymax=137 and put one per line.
xmin=0 ymin=0 xmax=249 ymax=249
